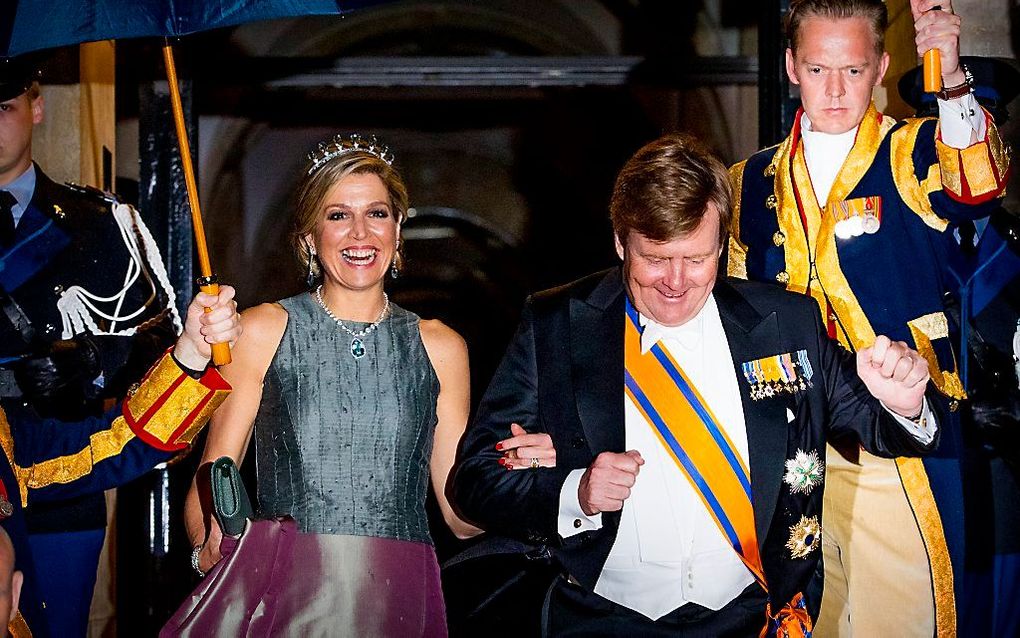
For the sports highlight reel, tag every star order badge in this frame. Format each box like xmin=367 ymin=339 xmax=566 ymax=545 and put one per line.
xmin=786 ymin=515 xmax=821 ymax=559
xmin=784 ymin=449 xmax=824 ymax=495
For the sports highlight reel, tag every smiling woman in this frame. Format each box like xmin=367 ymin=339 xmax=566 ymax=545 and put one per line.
xmin=180 ymin=134 xmax=480 ymax=636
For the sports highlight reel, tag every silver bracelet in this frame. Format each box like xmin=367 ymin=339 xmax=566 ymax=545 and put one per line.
xmin=190 ymin=545 xmax=206 ymax=578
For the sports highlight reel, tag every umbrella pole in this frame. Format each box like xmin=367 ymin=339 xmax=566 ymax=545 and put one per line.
xmin=161 ymin=41 xmax=231 ymax=365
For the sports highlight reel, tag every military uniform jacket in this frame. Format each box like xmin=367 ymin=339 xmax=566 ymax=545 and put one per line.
xmin=0 ymin=164 xmax=178 ymax=533
xmin=727 ymin=102 xmax=1009 ymax=635
xmin=0 ymin=353 xmax=230 ymax=638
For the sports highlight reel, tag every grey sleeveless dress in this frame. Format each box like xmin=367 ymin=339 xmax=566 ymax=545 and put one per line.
xmin=250 ymin=292 xmax=446 ymax=637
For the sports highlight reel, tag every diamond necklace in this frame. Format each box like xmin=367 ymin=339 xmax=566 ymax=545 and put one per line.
xmin=314 ymin=285 xmax=389 ymax=359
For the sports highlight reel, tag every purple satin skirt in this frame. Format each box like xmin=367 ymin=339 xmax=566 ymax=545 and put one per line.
xmin=162 ymin=519 xmax=447 ymax=637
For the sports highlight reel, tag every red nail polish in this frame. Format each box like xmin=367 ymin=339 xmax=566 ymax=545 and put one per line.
xmin=497 ymin=458 xmax=506 ymax=466
xmin=495 ymin=443 xmax=503 ymax=451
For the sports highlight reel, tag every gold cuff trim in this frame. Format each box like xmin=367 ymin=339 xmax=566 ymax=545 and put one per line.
xmin=907 ymin=313 xmax=967 ymax=400
xmin=960 ymin=142 xmax=999 ymax=198
xmin=896 ymin=457 xmax=956 ymax=638
xmin=125 ymin=354 xmax=186 ymax=423
xmin=125 ymin=353 xmax=229 ymax=449
xmin=935 ymin=136 xmax=963 ymax=197
xmin=0 ymin=411 xmax=135 ymax=507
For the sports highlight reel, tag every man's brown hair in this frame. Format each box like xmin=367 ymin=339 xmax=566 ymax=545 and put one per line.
xmin=785 ymin=0 xmax=888 ymax=55
xmin=610 ymin=133 xmax=731 ymax=248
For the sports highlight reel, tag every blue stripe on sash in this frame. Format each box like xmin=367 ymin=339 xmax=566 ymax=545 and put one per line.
xmin=625 ymin=303 xmax=753 ymax=500
xmin=625 ymin=369 xmax=744 ymax=555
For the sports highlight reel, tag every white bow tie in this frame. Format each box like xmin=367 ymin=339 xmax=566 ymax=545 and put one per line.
xmin=640 ymin=318 xmax=702 ymax=354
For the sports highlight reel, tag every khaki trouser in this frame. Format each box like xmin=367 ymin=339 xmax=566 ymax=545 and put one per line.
xmin=815 ymin=444 xmax=935 ymax=637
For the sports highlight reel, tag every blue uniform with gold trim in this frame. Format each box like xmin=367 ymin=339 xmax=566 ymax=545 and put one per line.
xmin=727 ymin=102 xmax=1009 ymax=634
xmin=0 ymin=354 xmax=230 ymax=638
xmin=0 ymin=163 xmax=178 ymax=636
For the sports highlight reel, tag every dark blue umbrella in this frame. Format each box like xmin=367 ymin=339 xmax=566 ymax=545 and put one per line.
xmin=1 ymin=0 xmax=389 ymax=364
xmin=0 ymin=0 xmax=385 ymax=57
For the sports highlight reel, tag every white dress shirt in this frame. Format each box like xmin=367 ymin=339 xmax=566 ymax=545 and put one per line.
xmin=561 ymin=296 xmax=755 ymax=619
xmin=557 ymin=294 xmax=937 ymax=620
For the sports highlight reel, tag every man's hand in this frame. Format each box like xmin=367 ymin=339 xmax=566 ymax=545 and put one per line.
xmin=856 ymin=335 xmax=930 ymax=419
xmin=577 ymin=450 xmax=644 ymax=516
xmin=911 ymin=0 xmax=964 ymax=85
xmin=173 ymin=286 xmax=241 ymax=371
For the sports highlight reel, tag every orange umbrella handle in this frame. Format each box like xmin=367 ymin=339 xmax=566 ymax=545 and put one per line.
xmin=162 ymin=41 xmax=231 ymax=365
xmin=923 ymin=49 xmax=942 ymax=93
xmin=922 ymin=6 xmax=942 ymax=93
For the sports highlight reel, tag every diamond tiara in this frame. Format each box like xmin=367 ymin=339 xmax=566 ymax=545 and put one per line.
xmin=306 ymin=134 xmax=395 ymax=175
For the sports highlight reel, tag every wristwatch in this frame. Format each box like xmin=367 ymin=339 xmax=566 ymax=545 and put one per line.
xmin=935 ymin=63 xmax=974 ymax=101
xmin=190 ymin=545 xmax=206 ymax=578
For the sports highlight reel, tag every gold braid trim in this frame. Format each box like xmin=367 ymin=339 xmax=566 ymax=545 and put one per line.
xmin=774 ymin=136 xmax=813 ymax=297
xmin=907 ymin=313 xmax=967 ymax=400
xmin=0 ymin=410 xmax=137 ymax=507
xmin=778 ymin=103 xmax=891 ymax=348
xmin=825 ymin=105 xmax=894 ymax=206
xmin=8 ymin=612 xmax=31 ymax=638
xmin=727 ymin=160 xmax=749 ymax=279
xmin=892 ymin=119 xmax=950 ymax=232
xmin=896 ymin=456 xmax=956 ymax=638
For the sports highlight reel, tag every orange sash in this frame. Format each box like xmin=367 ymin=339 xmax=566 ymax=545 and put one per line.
xmin=624 ymin=301 xmax=813 ymax=637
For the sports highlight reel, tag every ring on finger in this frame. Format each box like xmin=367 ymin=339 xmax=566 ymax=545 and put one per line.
xmin=530 ymin=457 xmax=540 ymax=469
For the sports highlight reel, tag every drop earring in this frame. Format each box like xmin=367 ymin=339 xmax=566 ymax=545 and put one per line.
xmin=390 ymin=238 xmax=400 ymax=279
xmin=306 ymin=249 xmax=317 ymax=288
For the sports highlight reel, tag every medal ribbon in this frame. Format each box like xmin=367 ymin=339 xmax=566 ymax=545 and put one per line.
xmin=625 ymin=300 xmax=813 ymax=637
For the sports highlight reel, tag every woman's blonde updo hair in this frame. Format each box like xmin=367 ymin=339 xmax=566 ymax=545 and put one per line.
xmin=292 ymin=144 xmax=410 ymax=284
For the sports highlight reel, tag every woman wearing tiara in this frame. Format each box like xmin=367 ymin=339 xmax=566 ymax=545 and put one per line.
xmin=182 ymin=134 xmax=481 ymax=636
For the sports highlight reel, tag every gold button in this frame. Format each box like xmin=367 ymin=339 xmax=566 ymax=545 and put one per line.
xmin=127 ymin=382 xmax=141 ymax=398
xmin=775 ymin=270 xmax=790 ymax=284
xmin=949 ymin=400 xmax=959 ymax=412
xmin=764 ymin=163 xmax=777 ymax=177
xmin=766 ymin=194 xmax=778 ymax=210
xmin=573 ymin=519 xmax=582 ymax=529
xmin=773 ymin=231 xmax=785 ymax=246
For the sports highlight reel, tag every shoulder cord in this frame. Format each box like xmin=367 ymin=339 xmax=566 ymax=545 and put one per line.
xmin=56 ymin=202 xmax=183 ymax=339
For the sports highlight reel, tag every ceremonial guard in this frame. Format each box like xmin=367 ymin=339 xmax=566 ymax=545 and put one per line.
xmin=726 ymin=1 xmax=1009 ymax=635
xmin=900 ymin=56 xmax=1020 ymax=637
xmin=0 ymin=55 xmax=181 ymax=635
xmin=0 ymin=287 xmax=238 ymax=638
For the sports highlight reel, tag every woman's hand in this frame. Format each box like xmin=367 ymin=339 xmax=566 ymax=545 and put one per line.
xmin=197 ymin=517 xmax=225 ymax=573
xmin=496 ymin=423 xmax=557 ymax=470
xmin=174 ymin=285 xmax=242 ymax=371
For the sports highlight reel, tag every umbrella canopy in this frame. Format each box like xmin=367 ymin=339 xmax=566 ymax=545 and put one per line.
xmin=0 ymin=0 xmax=391 ymax=362
xmin=0 ymin=0 xmax=384 ymax=57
